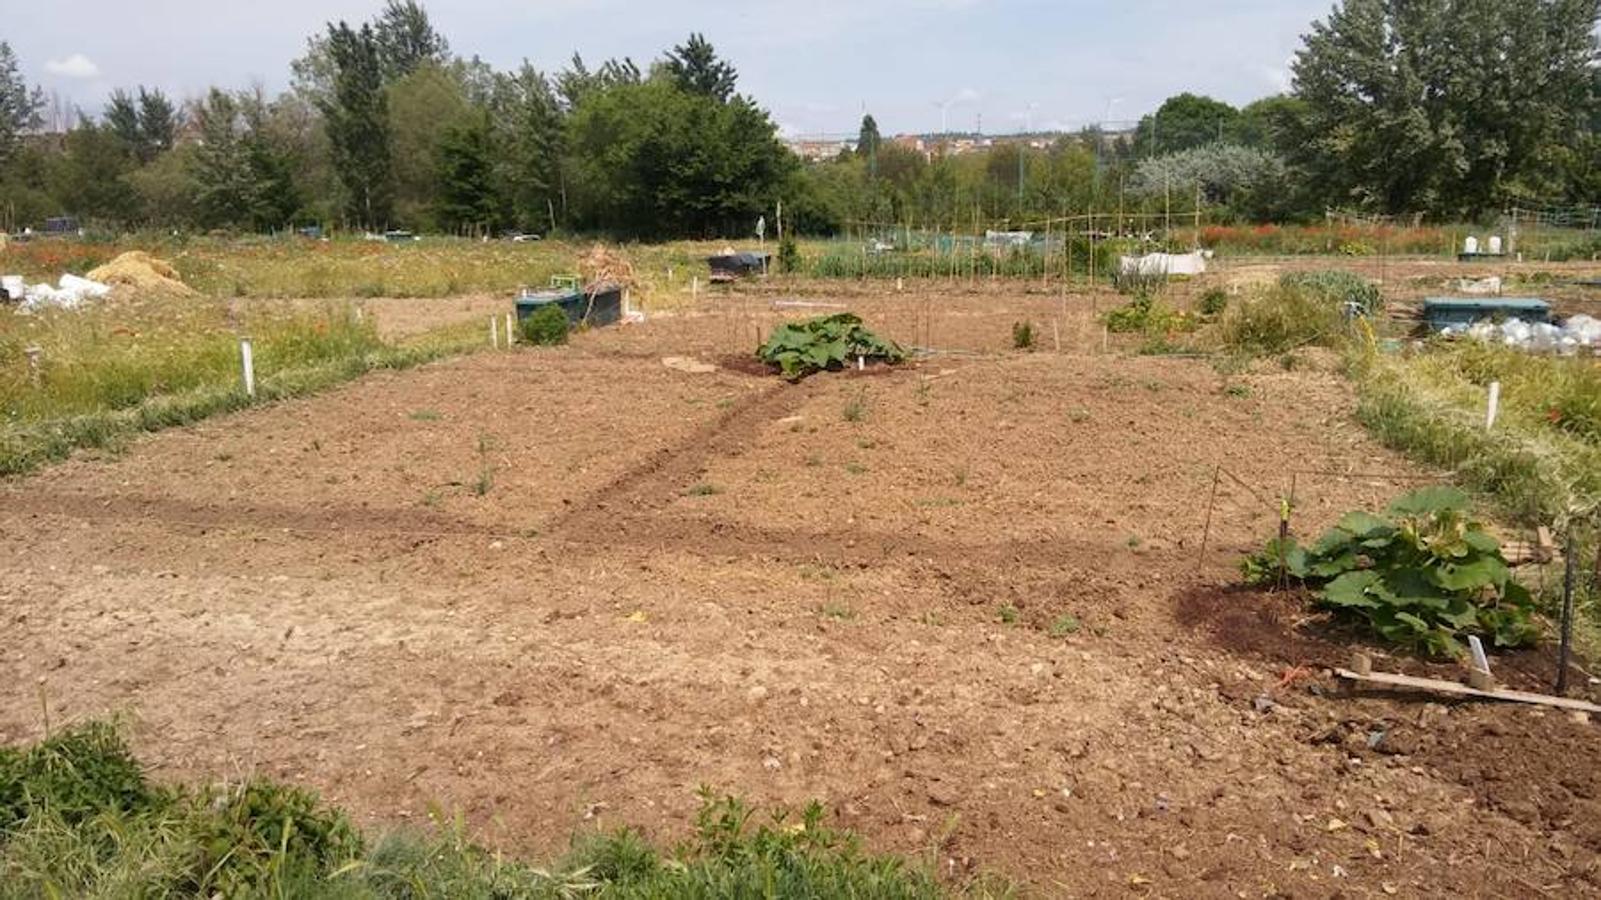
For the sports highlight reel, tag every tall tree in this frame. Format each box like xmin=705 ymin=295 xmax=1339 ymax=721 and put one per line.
xmin=1291 ymin=0 xmax=1600 ymax=216
xmin=490 ymin=63 xmax=563 ymax=231
xmin=105 ymin=91 xmax=142 ymax=149
xmin=434 ymin=112 xmax=497 ymax=233
xmin=0 ymin=42 xmax=45 ymax=164
xmin=663 ymin=34 xmax=737 ymax=103
xmin=857 ymin=114 xmax=882 ymax=158
xmin=190 ymin=89 xmax=258 ymax=228
xmin=105 ymin=87 xmax=179 ymax=163
xmin=49 ymin=123 xmax=139 ymax=222
xmin=374 ymin=0 xmax=450 ymax=80
xmin=386 ymin=63 xmax=471 ymax=228
xmin=137 ymin=88 xmax=179 ymax=159
xmin=239 ymin=89 xmax=302 ymax=229
xmin=1136 ymin=93 xmax=1240 ymax=156
xmin=556 ymin=53 xmax=640 ymax=111
xmin=565 ymin=79 xmax=794 ymax=238
xmin=320 ymin=22 xmax=394 ymax=227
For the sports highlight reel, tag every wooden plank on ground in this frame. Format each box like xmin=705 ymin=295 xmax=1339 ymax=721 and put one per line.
xmin=1335 ymin=668 xmax=1601 ymax=715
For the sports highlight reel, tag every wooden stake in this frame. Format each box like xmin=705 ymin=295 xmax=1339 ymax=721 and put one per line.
xmin=1052 ymin=319 xmax=1060 ymax=353
xmin=489 ymin=315 xmax=499 ymax=348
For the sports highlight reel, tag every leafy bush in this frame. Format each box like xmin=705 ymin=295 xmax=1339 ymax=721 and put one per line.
xmin=1216 ymin=281 xmax=1346 ymax=355
xmin=519 ymin=304 xmax=570 ymax=345
xmin=1011 ymin=321 xmax=1036 ymax=350
xmin=1279 ymin=270 xmax=1381 ymax=317
xmin=0 ymin=722 xmax=151 ymax=831
xmin=1242 ymin=486 xmax=1538 ymax=657
xmin=1198 ymin=288 xmax=1229 ymax=317
xmin=758 ymin=313 xmax=905 ymax=379
xmin=1103 ymin=294 xmax=1194 ymax=335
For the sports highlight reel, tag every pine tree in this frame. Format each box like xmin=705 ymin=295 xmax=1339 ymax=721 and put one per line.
xmin=374 ymin=0 xmax=450 ymax=80
xmin=664 ymin=34 xmax=737 ymax=103
xmin=137 ymin=88 xmax=179 ymax=159
xmin=105 ymin=90 xmax=142 ymax=149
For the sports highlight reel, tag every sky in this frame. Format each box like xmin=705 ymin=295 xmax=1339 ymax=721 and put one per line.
xmin=6 ymin=0 xmax=1332 ymax=136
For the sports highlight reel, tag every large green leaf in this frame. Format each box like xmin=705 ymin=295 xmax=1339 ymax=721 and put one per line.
xmin=1431 ymin=556 xmax=1509 ymax=592
xmin=1322 ymin=571 xmax=1381 ymax=608
xmin=1335 ymin=510 xmax=1393 ymax=540
xmin=1386 ymin=486 xmax=1469 ymax=518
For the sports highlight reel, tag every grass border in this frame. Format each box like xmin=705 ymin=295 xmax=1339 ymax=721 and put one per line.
xmin=0 ymin=328 xmax=483 ymax=477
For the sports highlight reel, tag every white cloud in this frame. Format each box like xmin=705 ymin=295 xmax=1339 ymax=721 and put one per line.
xmin=46 ymin=53 xmax=101 ymax=79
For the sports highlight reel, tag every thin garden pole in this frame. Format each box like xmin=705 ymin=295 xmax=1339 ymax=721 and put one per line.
xmin=1196 ymin=464 xmax=1222 ymax=575
xmin=1557 ymin=522 xmax=1578 ymax=695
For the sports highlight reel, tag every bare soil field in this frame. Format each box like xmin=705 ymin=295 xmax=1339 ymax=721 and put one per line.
xmin=3 ymin=284 xmax=1599 ymax=896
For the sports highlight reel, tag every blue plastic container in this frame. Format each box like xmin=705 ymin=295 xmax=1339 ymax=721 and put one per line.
xmin=515 ymin=284 xmax=623 ymax=328
xmin=1421 ymin=297 xmax=1551 ymax=332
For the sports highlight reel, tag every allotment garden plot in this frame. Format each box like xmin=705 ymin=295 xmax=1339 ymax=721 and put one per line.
xmin=3 ymin=284 xmax=1599 ymax=896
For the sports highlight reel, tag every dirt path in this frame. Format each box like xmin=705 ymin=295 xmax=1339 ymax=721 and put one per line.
xmin=2 ymin=288 xmax=1597 ymax=896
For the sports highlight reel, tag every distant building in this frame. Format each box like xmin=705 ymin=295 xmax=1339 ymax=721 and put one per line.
xmin=785 ymin=137 xmax=855 ymax=161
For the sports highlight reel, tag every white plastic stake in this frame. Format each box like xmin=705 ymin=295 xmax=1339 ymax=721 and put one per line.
xmin=857 ymin=355 xmax=865 ymax=371
xmin=1468 ymin=635 xmax=1491 ymax=675
xmin=505 ymin=312 xmax=515 ymax=344
xmin=693 ymin=276 xmax=700 ymax=298
xmin=239 ymin=338 xmax=256 ymax=398
xmin=23 ymin=346 xmax=42 ymax=388
xmin=490 ymin=315 xmax=499 ymax=348
xmin=1485 ymin=381 xmax=1501 ymax=430
xmin=896 ymin=277 xmax=904 ymax=292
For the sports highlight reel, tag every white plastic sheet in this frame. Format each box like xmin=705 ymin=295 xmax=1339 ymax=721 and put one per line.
xmin=1442 ymin=314 xmax=1601 ymax=355
xmin=1118 ymin=250 xmax=1210 ymax=276
xmin=15 ymin=273 xmax=111 ymax=312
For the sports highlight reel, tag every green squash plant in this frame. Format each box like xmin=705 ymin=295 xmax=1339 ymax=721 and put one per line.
xmin=1241 ymin=486 xmax=1539 ymax=657
xmin=757 ymin=313 xmax=905 ymax=379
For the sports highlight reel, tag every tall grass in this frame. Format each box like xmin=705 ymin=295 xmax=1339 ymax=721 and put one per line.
xmin=0 ymin=723 xmax=1013 ymax=898
xmin=0 ymin=303 xmax=482 ymax=476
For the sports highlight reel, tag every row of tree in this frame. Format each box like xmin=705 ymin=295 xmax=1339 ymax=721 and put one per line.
xmin=0 ymin=0 xmax=1598 ymax=235
xmin=0 ymin=2 xmax=792 ymax=237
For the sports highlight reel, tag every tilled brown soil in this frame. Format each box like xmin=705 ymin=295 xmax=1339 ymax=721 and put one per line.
xmin=2 ymin=286 xmax=1598 ymax=897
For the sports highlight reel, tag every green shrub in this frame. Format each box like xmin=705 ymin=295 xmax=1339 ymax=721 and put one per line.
xmin=1242 ymin=487 xmax=1538 ymax=657
xmin=1011 ymin=321 xmax=1036 ymax=350
xmin=0 ymin=724 xmax=1007 ymax=898
xmin=1279 ymin=270 xmax=1382 ymax=317
xmin=1198 ymin=288 xmax=1229 ymax=317
xmin=519 ymin=304 xmax=570 ymax=345
xmin=0 ymin=722 xmax=151 ymax=831
xmin=758 ymin=313 xmax=905 ymax=379
xmin=778 ymin=234 xmax=801 ymax=273
xmin=1217 ymin=282 xmax=1346 ymax=355
xmin=1104 ymin=294 xmax=1194 ymax=335
xmin=1111 ymin=268 xmax=1168 ymax=296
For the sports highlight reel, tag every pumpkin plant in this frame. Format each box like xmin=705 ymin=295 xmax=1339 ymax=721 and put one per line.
xmin=1241 ymin=486 xmax=1538 ymax=657
xmin=757 ymin=313 xmax=905 ymax=380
